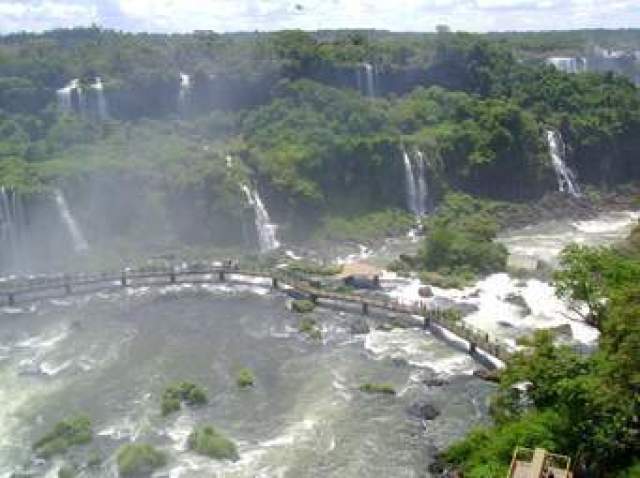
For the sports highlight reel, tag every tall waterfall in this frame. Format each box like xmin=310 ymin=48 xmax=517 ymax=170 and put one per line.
xmin=92 ymin=77 xmax=109 ymax=120
xmin=178 ymin=72 xmax=191 ymax=115
xmin=56 ymin=79 xmax=80 ymax=114
xmin=547 ymin=57 xmax=587 ymax=74
xmin=241 ymin=185 xmax=280 ymax=253
xmin=0 ymin=187 xmax=25 ymax=267
xmin=356 ymin=63 xmax=376 ymax=97
xmin=53 ymin=189 xmax=89 ymax=253
xmin=546 ymin=130 xmax=581 ymax=197
xmin=402 ymin=148 xmax=430 ymax=216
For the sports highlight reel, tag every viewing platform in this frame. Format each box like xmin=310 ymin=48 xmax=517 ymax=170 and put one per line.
xmin=509 ymin=447 xmax=572 ymax=478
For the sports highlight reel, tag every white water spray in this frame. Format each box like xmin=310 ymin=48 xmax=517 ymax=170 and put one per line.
xmin=56 ymin=79 xmax=80 ymax=114
xmin=92 ymin=77 xmax=109 ymax=120
xmin=53 ymin=189 xmax=89 ymax=253
xmin=178 ymin=72 xmax=191 ymax=115
xmin=402 ymin=148 xmax=430 ymax=216
xmin=546 ymin=130 xmax=581 ymax=197
xmin=0 ymin=187 xmax=25 ymax=267
xmin=241 ymin=185 xmax=280 ymax=253
xmin=547 ymin=57 xmax=587 ymax=74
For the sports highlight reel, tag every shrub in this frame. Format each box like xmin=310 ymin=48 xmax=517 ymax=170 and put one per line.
xmin=287 ymin=261 xmax=343 ymax=276
xmin=161 ymin=382 xmax=208 ymax=416
xmin=188 ymin=426 xmax=239 ymax=461
xmin=298 ymin=317 xmax=322 ymax=340
xmin=117 ymin=443 xmax=167 ymax=477
xmin=236 ymin=368 xmax=255 ymax=388
xmin=33 ymin=416 xmax=92 ymax=459
xmin=359 ymin=383 xmax=396 ymax=395
xmin=58 ymin=466 xmax=76 ymax=478
xmin=291 ymin=299 xmax=316 ymax=313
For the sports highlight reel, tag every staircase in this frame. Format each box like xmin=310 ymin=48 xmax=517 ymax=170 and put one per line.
xmin=509 ymin=447 xmax=572 ymax=478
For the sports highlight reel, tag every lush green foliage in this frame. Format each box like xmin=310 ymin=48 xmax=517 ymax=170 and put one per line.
xmin=286 ymin=261 xmax=343 ymax=276
xmin=116 ymin=443 xmax=167 ymax=477
xmin=418 ymin=194 xmax=508 ymax=279
xmin=446 ymin=228 xmax=640 ymax=476
xmin=298 ymin=317 xmax=322 ymax=340
xmin=236 ymin=368 xmax=255 ymax=388
xmin=161 ymin=381 xmax=208 ymax=416
xmin=292 ymin=299 xmax=316 ymax=314
xmin=359 ymin=383 xmax=396 ymax=395
xmin=32 ymin=415 xmax=92 ymax=459
xmin=188 ymin=426 xmax=239 ymax=461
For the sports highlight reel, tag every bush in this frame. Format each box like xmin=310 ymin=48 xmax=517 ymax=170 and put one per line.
xmin=298 ymin=317 xmax=322 ymax=340
xmin=291 ymin=299 xmax=316 ymax=313
xmin=359 ymin=383 xmax=396 ymax=395
xmin=33 ymin=416 xmax=92 ymax=459
xmin=287 ymin=261 xmax=343 ymax=276
xmin=58 ymin=466 xmax=76 ymax=478
xmin=188 ymin=426 xmax=239 ymax=461
xmin=236 ymin=368 xmax=255 ymax=388
xmin=117 ymin=443 xmax=167 ymax=477
xmin=161 ymin=382 xmax=208 ymax=416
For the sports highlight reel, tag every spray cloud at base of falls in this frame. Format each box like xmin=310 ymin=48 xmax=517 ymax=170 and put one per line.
xmin=53 ymin=189 xmax=89 ymax=253
xmin=402 ymin=148 xmax=431 ymax=217
xmin=241 ymin=185 xmax=280 ymax=253
xmin=546 ymin=130 xmax=581 ymax=197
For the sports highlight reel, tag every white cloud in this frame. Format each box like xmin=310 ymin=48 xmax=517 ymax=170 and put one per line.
xmin=0 ymin=0 xmax=638 ymax=33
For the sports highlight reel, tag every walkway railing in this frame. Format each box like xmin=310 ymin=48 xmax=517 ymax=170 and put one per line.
xmin=0 ymin=265 xmax=511 ymax=366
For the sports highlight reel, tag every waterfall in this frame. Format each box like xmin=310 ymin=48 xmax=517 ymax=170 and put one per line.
xmin=53 ymin=189 xmax=89 ymax=253
xmin=356 ymin=63 xmax=376 ymax=97
xmin=92 ymin=77 xmax=109 ymax=120
xmin=178 ymin=72 xmax=191 ymax=115
xmin=546 ymin=130 xmax=581 ymax=197
xmin=241 ymin=185 xmax=280 ymax=253
xmin=547 ymin=57 xmax=587 ymax=74
xmin=56 ymin=79 xmax=79 ymax=114
xmin=0 ymin=187 xmax=24 ymax=268
xmin=402 ymin=149 xmax=430 ymax=216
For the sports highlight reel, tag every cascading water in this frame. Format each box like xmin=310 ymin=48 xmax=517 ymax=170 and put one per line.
xmin=178 ymin=72 xmax=191 ymax=115
xmin=92 ymin=77 xmax=109 ymax=120
xmin=241 ymin=185 xmax=280 ymax=253
xmin=546 ymin=130 xmax=581 ymax=197
xmin=402 ymin=148 xmax=430 ymax=216
xmin=53 ymin=189 xmax=89 ymax=253
xmin=0 ymin=187 xmax=25 ymax=268
xmin=356 ymin=63 xmax=376 ymax=97
xmin=547 ymin=57 xmax=587 ymax=74
xmin=56 ymin=79 xmax=80 ymax=114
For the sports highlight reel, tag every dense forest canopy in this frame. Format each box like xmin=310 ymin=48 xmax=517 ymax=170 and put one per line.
xmin=0 ymin=27 xmax=639 ymax=248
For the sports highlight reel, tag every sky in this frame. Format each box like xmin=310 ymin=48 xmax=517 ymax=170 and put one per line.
xmin=0 ymin=0 xmax=638 ymax=34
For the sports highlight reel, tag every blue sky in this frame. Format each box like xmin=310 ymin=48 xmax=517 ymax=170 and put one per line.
xmin=0 ymin=0 xmax=638 ymax=34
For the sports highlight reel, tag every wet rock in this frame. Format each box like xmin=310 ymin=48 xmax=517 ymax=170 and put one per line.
xmin=505 ymin=293 xmax=532 ymax=316
xmin=423 ymin=377 xmax=448 ymax=387
xmin=419 ymin=286 xmax=434 ymax=298
xmin=343 ymin=275 xmax=381 ymax=290
xmin=544 ymin=323 xmax=573 ymax=339
xmin=350 ymin=319 xmax=370 ymax=335
xmin=498 ymin=320 xmax=515 ymax=328
xmin=473 ymin=368 xmax=500 ymax=383
xmin=407 ymin=401 xmax=440 ymax=421
xmin=391 ymin=357 xmax=409 ymax=368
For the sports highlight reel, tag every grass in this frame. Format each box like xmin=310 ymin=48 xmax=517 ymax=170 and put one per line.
xmin=117 ymin=443 xmax=167 ymax=477
xmin=161 ymin=381 xmax=208 ymax=416
xmin=315 ymin=209 xmax=416 ymax=242
xmin=236 ymin=368 xmax=255 ymax=388
xmin=188 ymin=426 xmax=239 ymax=461
xmin=287 ymin=261 xmax=343 ymax=276
xmin=359 ymin=383 xmax=396 ymax=395
xmin=33 ymin=416 xmax=92 ymax=459
xmin=291 ymin=299 xmax=316 ymax=313
xmin=298 ymin=317 xmax=323 ymax=340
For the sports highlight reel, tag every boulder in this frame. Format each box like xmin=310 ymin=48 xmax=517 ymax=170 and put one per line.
xmin=343 ymin=275 xmax=381 ymax=290
xmin=350 ymin=319 xmax=370 ymax=335
xmin=544 ymin=323 xmax=573 ymax=339
xmin=473 ymin=368 xmax=500 ymax=383
xmin=423 ymin=377 xmax=448 ymax=387
xmin=505 ymin=293 xmax=532 ymax=316
xmin=407 ymin=401 xmax=440 ymax=421
xmin=419 ymin=286 xmax=434 ymax=298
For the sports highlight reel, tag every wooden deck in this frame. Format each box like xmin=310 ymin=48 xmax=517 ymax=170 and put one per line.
xmin=0 ymin=265 xmax=510 ymax=367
